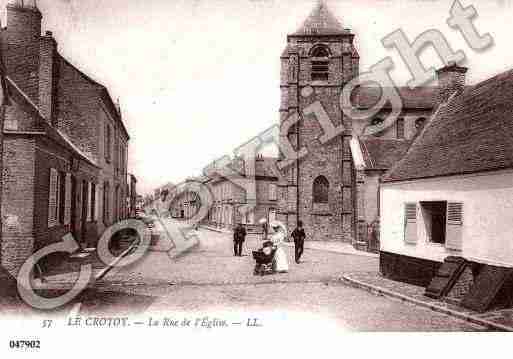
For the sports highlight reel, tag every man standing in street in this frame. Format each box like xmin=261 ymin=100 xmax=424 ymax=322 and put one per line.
xmin=291 ymin=221 xmax=306 ymax=264
xmin=233 ymin=223 xmax=247 ymax=257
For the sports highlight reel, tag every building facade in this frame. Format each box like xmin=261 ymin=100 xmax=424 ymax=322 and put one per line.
xmin=0 ymin=1 xmax=130 ymax=275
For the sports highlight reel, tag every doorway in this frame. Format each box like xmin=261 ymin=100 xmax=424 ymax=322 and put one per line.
xmin=420 ymin=201 xmax=447 ymax=244
xmin=81 ymin=180 xmax=88 ymax=245
xmin=70 ymin=176 xmax=77 ymax=239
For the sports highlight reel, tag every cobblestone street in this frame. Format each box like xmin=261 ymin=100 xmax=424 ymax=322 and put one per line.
xmin=75 ymin=222 xmax=485 ymax=331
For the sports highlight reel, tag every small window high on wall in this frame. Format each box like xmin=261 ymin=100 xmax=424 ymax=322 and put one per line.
xmin=420 ymin=201 xmax=447 ymax=244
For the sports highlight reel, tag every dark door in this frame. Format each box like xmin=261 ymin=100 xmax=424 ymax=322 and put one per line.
xmin=81 ymin=180 xmax=88 ymax=244
xmin=432 ymin=211 xmax=447 ymax=244
xmin=69 ymin=176 xmax=78 ymax=240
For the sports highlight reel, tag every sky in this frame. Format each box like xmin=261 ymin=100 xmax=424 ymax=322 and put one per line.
xmin=1 ymin=0 xmax=512 ymax=195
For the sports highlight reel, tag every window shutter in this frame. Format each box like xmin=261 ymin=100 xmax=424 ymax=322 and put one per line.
xmin=48 ymin=168 xmax=58 ymax=227
xmin=269 ymin=184 xmax=277 ymax=201
xmin=404 ymin=202 xmax=417 ymax=244
xmin=446 ymin=202 xmax=463 ymax=251
xmin=87 ymin=182 xmax=92 ymax=221
xmin=64 ymin=173 xmax=71 ymax=225
xmin=95 ymin=185 xmax=100 ymax=221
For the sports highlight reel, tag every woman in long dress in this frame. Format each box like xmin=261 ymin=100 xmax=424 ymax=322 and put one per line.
xmin=269 ymin=221 xmax=289 ymax=273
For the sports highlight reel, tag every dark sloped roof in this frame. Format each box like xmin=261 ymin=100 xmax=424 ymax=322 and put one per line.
xmin=292 ymin=2 xmax=346 ymax=36
xmin=355 ymin=86 xmax=438 ymax=110
xmin=360 ymin=137 xmax=412 ymax=170
xmin=383 ymin=69 xmax=513 ymax=182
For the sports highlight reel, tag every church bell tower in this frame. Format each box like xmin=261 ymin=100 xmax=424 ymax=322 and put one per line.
xmin=277 ymin=1 xmax=360 ymax=243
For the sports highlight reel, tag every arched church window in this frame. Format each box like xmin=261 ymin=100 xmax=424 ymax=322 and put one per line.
xmin=313 ymin=176 xmax=329 ymax=204
xmin=311 ymin=45 xmax=329 ymax=81
xmin=311 ymin=46 xmax=330 ymax=58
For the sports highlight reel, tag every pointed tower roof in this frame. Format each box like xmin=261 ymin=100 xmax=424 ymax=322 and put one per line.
xmin=292 ymin=1 xmax=346 ymax=36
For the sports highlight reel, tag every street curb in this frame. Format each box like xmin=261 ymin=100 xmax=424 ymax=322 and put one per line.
xmin=282 ymin=242 xmax=379 ymax=259
xmin=340 ymin=275 xmax=513 ymax=332
xmin=200 ymin=225 xmax=232 ymax=234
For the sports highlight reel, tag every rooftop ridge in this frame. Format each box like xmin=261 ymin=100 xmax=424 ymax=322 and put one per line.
xmin=292 ymin=1 xmax=346 ymax=36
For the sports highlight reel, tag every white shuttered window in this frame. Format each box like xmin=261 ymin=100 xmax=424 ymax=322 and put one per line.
xmin=446 ymin=202 xmax=463 ymax=251
xmin=404 ymin=202 xmax=418 ymax=244
xmin=48 ymin=168 xmax=59 ymax=227
xmin=64 ymin=173 xmax=71 ymax=225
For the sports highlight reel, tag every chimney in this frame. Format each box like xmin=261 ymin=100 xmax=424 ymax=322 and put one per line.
xmin=6 ymin=1 xmax=42 ymax=45
xmin=436 ymin=61 xmax=468 ymax=105
xmin=39 ymin=30 xmax=57 ymax=122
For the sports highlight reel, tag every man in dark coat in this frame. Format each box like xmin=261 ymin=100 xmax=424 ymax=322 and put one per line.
xmin=291 ymin=220 xmax=306 ymax=264
xmin=233 ymin=223 xmax=247 ymax=256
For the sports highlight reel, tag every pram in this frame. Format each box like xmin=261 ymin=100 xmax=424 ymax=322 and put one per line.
xmin=252 ymin=241 xmax=277 ymax=276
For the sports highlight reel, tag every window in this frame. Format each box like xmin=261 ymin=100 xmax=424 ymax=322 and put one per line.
xmin=58 ymin=171 xmax=66 ymax=224
xmin=446 ymin=202 xmax=463 ymax=250
xmin=269 ymin=183 xmax=277 ymax=201
xmin=371 ymin=117 xmax=385 ymax=137
xmin=311 ymin=61 xmax=329 ymax=81
xmin=48 ymin=168 xmax=59 ymax=227
xmin=114 ymin=134 xmax=119 ymax=174
xmin=268 ymin=209 xmax=276 ymax=223
xmin=246 ymin=211 xmax=254 ymax=225
xmin=311 ymin=46 xmax=330 ymax=58
xmin=404 ymin=203 xmax=418 ymax=244
xmin=91 ymin=183 xmax=96 ymax=221
xmin=313 ymin=176 xmax=329 ymax=204
xmin=420 ymin=201 xmax=447 ymax=244
xmin=396 ymin=118 xmax=405 ymax=139
xmin=114 ymin=185 xmax=120 ymax=222
xmin=311 ymin=45 xmax=329 ymax=82
xmin=105 ymin=123 xmax=112 ymax=163
xmin=415 ymin=117 xmax=426 ymax=135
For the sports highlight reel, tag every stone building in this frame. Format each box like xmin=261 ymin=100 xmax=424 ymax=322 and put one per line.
xmin=277 ymin=2 xmax=436 ymax=248
xmin=0 ymin=1 xmax=129 ymax=275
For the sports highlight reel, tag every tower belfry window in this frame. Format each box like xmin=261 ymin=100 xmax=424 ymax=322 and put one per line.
xmin=311 ymin=45 xmax=330 ymax=81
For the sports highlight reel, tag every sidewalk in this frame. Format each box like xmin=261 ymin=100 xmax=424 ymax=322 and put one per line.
xmin=341 ymin=271 xmax=513 ymax=331
xmin=283 ymin=241 xmax=378 ymax=258
xmin=200 ymin=224 xmax=233 ymax=234
xmin=202 ymin=225 xmax=379 ymax=259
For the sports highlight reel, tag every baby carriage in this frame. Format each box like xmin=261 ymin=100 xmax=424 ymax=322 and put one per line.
xmin=252 ymin=241 xmax=277 ymax=276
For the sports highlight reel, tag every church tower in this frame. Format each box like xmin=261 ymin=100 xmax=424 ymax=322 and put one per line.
xmin=277 ymin=1 xmax=360 ymax=242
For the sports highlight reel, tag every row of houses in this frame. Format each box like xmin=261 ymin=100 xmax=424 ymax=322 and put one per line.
xmin=0 ymin=2 xmax=134 ymax=278
xmin=149 ymin=154 xmax=283 ymax=233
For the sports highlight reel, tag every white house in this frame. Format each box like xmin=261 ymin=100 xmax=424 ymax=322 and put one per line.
xmin=380 ymin=64 xmax=513 ymax=287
